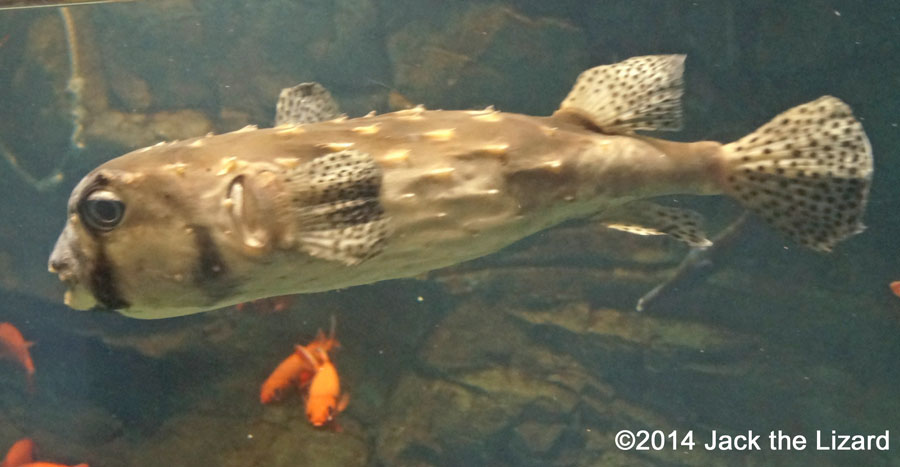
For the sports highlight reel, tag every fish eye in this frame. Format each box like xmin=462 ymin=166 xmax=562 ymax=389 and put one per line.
xmin=80 ymin=190 xmax=126 ymax=231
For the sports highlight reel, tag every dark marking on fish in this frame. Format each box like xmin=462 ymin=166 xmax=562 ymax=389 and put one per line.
xmin=191 ymin=225 xmax=233 ymax=300
xmin=88 ymin=246 xmax=129 ymax=310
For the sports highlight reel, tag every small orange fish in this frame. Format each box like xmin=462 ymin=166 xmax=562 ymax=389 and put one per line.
xmin=0 ymin=35 xmax=9 ymax=49
xmin=890 ymin=281 xmax=900 ymax=297
xmin=0 ymin=323 xmax=35 ymax=392
xmin=259 ymin=352 xmax=312 ymax=404
xmin=2 ymin=437 xmax=34 ymax=467
xmin=259 ymin=318 xmax=343 ymax=411
xmin=298 ymin=346 xmax=348 ymax=428
xmin=259 ymin=318 xmax=339 ymax=404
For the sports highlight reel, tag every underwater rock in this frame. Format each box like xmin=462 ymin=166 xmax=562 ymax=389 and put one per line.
xmin=376 ymin=302 xmax=583 ymax=466
xmin=82 ymin=108 xmax=213 ymax=149
xmin=509 ymin=420 xmax=566 ymax=456
xmin=387 ymin=3 xmax=588 ymax=113
xmin=107 ymin=67 xmax=152 ymax=112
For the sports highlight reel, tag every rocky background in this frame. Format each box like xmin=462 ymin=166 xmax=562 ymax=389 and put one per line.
xmin=0 ymin=0 xmax=899 ymax=466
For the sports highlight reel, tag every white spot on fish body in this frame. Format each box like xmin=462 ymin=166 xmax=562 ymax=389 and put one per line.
xmin=275 ymin=157 xmax=301 ymax=169
xmin=235 ymin=125 xmax=258 ymax=133
xmin=477 ymin=143 xmax=508 ymax=156
xmin=396 ymin=105 xmax=426 ymax=120
xmin=188 ymin=139 xmax=205 ymax=148
xmin=276 ymin=125 xmax=305 ymax=135
xmin=379 ymin=149 xmax=410 ymax=165
xmin=399 ymin=193 xmax=416 ymax=199
xmin=317 ymin=142 xmax=355 ymax=151
xmin=352 ymin=124 xmax=380 ymax=135
xmin=466 ymin=105 xmax=496 ymax=115
xmin=164 ymin=162 xmax=188 ymax=176
xmin=424 ymin=167 xmax=455 ymax=179
xmin=363 ymin=111 xmax=377 ymax=118
xmin=120 ymin=173 xmax=141 ymax=184
xmin=216 ymin=156 xmax=246 ymax=176
xmin=472 ymin=111 xmax=502 ymax=123
xmin=541 ymin=160 xmax=563 ymax=173
xmin=423 ymin=129 xmax=455 ymax=141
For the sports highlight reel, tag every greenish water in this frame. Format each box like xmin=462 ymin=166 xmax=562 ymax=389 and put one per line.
xmin=0 ymin=1 xmax=898 ymax=466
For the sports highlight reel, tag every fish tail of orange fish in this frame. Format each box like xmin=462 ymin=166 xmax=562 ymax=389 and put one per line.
xmin=889 ymin=281 xmax=900 ymax=297
xmin=295 ymin=345 xmax=318 ymax=368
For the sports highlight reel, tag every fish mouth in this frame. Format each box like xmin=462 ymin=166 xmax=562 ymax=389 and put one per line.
xmin=48 ymin=265 xmax=98 ymax=311
xmin=60 ymin=280 xmax=98 ymax=311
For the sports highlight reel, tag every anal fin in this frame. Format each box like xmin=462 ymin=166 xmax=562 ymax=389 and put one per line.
xmin=275 ymin=82 xmax=341 ymax=126
xmin=599 ymin=200 xmax=712 ymax=249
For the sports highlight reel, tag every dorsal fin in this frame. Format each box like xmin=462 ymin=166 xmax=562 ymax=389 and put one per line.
xmin=275 ymin=82 xmax=341 ymax=126
xmin=553 ymin=54 xmax=685 ymax=134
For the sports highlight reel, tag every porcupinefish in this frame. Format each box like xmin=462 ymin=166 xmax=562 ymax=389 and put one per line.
xmin=47 ymin=55 xmax=873 ymax=319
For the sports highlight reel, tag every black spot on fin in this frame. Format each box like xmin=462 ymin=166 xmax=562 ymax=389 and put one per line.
xmin=287 ymin=150 xmax=390 ymax=265
xmin=600 ymin=200 xmax=712 ymax=249
xmin=554 ymin=54 xmax=685 ymax=134
xmin=275 ymin=82 xmax=341 ymax=126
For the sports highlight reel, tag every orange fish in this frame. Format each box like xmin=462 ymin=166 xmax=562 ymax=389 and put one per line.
xmin=2 ymin=437 xmax=34 ymax=467
xmin=0 ymin=323 xmax=35 ymax=392
xmin=890 ymin=281 xmax=900 ymax=297
xmin=298 ymin=346 xmax=348 ymax=427
xmin=259 ymin=319 xmax=339 ymax=404
xmin=259 ymin=351 xmax=312 ymax=404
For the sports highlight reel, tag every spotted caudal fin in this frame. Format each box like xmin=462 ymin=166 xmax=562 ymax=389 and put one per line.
xmin=722 ymin=96 xmax=872 ymax=252
xmin=275 ymin=82 xmax=341 ymax=126
xmin=554 ymin=54 xmax=685 ymax=133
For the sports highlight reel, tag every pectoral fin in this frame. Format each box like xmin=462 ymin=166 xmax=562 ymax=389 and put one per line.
xmin=275 ymin=82 xmax=342 ymax=125
xmin=600 ymin=201 xmax=712 ymax=249
xmin=285 ymin=150 xmax=391 ymax=265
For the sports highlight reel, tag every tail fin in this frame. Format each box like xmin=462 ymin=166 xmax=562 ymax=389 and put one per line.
xmin=553 ymin=54 xmax=685 ymax=133
xmin=721 ymin=96 xmax=872 ymax=252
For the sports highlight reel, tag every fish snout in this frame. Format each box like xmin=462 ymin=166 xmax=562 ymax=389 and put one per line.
xmin=48 ymin=227 xmax=99 ymax=310
xmin=48 ymin=234 xmax=76 ymax=281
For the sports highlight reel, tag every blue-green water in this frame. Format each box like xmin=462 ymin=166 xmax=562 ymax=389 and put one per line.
xmin=0 ymin=1 xmax=898 ymax=465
